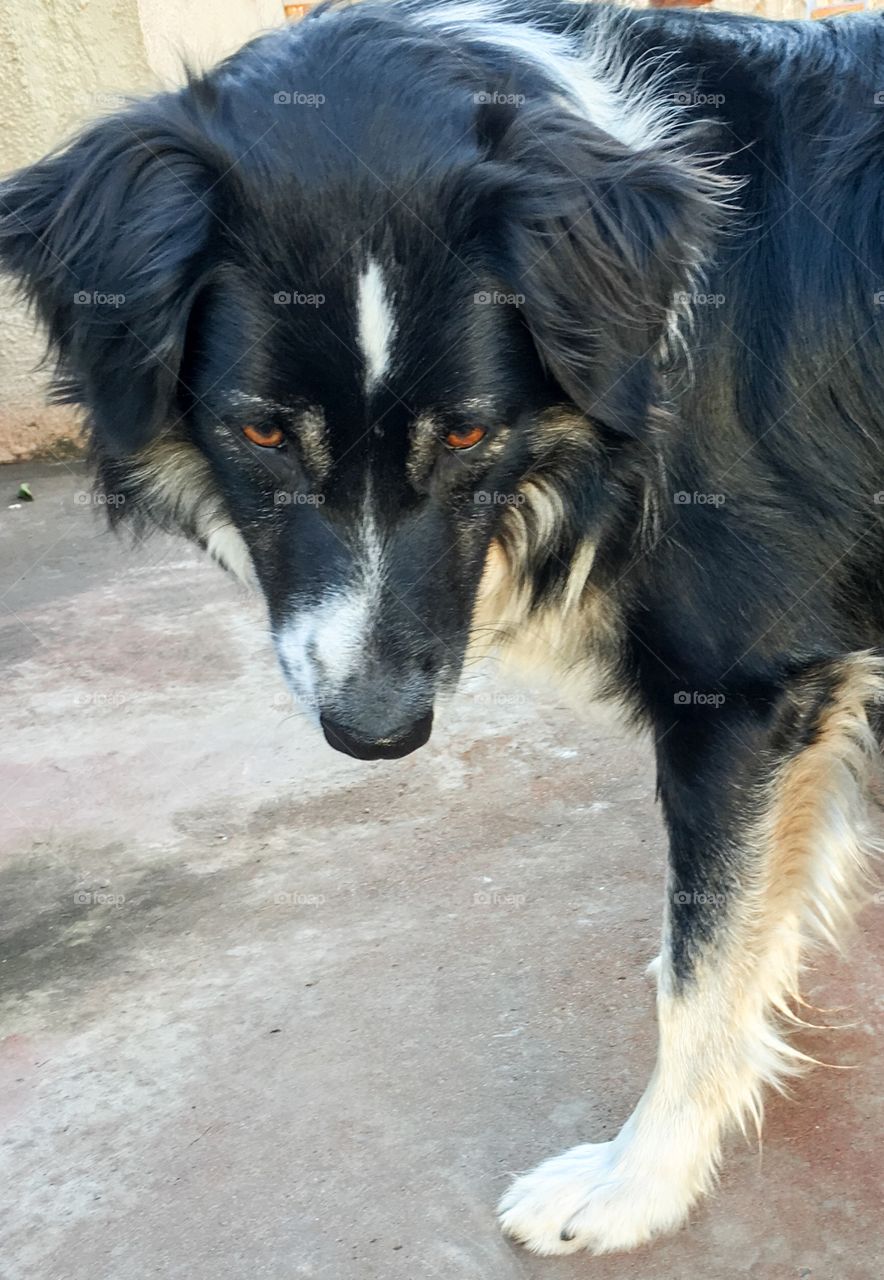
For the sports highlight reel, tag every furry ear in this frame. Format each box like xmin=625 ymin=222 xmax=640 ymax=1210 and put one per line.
xmin=0 ymin=100 xmax=219 ymax=456
xmin=485 ymin=102 xmax=727 ymax=436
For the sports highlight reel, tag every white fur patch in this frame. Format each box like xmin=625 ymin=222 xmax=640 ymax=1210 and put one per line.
xmin=275 ymin=494 xmax=387 ymax=713
xmin=414 ymin=1 xmax=680 ymax=150
xmin=498 ymin=1127 xmax=700 ymax=1256
xmin=132 ymin=440 xmax=255 ymax=586
xmin=498 ymin=943 xmax=797 ymax=1255
xmin=202 ymin=522 xmax=255 ymax=584
xmin=275 ymin=589 xmax=370 ymax=719
xmin=500 ymin=653 xmax=884 ymax=1255
xmin=356 ymin=257 xmax=396 ymax=394
xmin=414 ymin=1 xmax=737 ymax=362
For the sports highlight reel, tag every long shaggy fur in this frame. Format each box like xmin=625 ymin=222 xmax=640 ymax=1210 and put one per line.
xmin=2 ymin=0 xmax=883 ymax=1256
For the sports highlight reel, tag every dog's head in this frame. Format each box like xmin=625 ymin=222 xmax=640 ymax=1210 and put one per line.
xmin=0 ymin=3 xmax=723 ymax=758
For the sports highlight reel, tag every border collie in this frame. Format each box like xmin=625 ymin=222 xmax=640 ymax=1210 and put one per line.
xmin=2 ymin=0 xmax=883 ymax=1256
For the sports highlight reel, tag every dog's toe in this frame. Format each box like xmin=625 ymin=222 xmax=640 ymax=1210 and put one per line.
xmin=498 ymin=1140 xmax=693 ymax=1256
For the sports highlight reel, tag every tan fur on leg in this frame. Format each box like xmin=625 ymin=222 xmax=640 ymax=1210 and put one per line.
xmin=499 ymin=652 xmax=882 ymax=1254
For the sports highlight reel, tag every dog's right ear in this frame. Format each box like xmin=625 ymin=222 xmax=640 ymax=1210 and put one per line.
xmin=474 ymin=98 xmax=728 ymax=439
xmin=0 ymin=100 xmax=219 ymax=456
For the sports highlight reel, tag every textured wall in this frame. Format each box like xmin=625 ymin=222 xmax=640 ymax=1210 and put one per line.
xmin=0 ymin=0 xmax=284 ymax=463
xmin=137 ymin=0 xmax=282 ymax=85
xmin=0 ymin=0 xmax=159 ymax=461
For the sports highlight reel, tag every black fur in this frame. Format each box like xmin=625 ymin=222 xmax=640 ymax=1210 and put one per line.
xmin=2 ymin=0 xmax=882 ymax=1039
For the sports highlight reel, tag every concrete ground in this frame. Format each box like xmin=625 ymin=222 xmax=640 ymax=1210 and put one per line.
xmin=0 ymin=462 xmax=881 ymax=1280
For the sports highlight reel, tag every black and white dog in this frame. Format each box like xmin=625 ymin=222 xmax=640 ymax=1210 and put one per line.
xmin=2 ymin=0 xmax=883 ymax=1255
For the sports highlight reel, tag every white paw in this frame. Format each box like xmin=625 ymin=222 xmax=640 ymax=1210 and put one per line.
xmin=498 ymin=1139 xmax=695 ymax=1256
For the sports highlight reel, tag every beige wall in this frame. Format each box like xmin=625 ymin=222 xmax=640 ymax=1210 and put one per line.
xmin=137 ymin=0 xmax=283 ymax=86
xmin=0 ymin=1 xmax=151 ymax=462
xmin=0 ymin=0 xmax=284 ymax=463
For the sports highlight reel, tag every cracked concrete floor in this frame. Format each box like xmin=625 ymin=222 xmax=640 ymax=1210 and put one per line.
xmin=1 ymin=462 xmax=882 ymax=1280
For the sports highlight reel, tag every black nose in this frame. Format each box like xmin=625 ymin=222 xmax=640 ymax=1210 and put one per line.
xmin=320 ymin=711 xmax=433 ymax=760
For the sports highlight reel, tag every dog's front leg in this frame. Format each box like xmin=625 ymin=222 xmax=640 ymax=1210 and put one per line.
xmin=499 ymin=656 xmax=880 ymax=1255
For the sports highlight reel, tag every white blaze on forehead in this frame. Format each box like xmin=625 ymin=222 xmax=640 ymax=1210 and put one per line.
xmin=356 ymin=257 xmax=396 ymax=393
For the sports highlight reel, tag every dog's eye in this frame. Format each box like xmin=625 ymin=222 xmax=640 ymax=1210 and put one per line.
xmin=243 ymin=423 xmax=285 ymax=448
xmin=445 ymin=425 xmax=486 ymax=451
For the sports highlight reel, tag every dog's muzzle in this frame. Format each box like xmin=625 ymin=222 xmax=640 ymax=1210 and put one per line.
xmin=319 ymin=711 xmax=433 ymax=760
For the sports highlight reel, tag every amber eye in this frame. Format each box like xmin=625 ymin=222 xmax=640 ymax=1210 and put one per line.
xmin=243 ymin=423 xmax=285 ymax=448
xmin=445 ymin=425 xmax=486 ymax=451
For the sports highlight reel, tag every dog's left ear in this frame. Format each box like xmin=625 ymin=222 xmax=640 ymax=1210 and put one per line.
xmin=481 ymin=102 xmax=727 ymax=436
xmin=0 ymin=99 xmax=219 ymax=457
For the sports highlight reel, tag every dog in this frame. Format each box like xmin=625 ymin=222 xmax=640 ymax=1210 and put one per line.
xmin=2 ymin=0 xmax=883 ymax=1255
